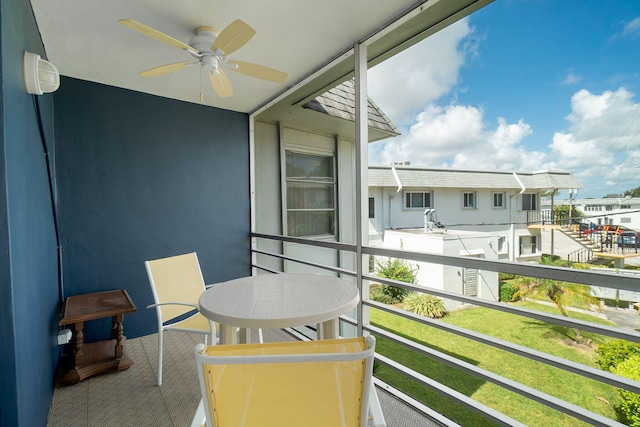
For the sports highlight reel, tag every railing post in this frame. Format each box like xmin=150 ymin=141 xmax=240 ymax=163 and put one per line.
xmin=354 ymin=41 xmax=368 ymax=338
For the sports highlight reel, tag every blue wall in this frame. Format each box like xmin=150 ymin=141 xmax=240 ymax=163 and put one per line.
xmin=54 ymin=78 xmax=252 ymax=339
xmin=0 ymin=0 xmax=61 ymax=426
xmin=1 ymin=2 xmax=251 ymax=424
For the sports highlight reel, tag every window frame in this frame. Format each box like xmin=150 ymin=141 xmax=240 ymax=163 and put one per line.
xmin=283 ymin=149 xmax=337 ymax=238
xmin=462 ymin=191 xmax=477 ymax=209
xmin=521 ymin=193 xmax=538 ymax=211
xmin=368 ymin=197 xmax=375 ymax=219
xmin=404 ymin=191 xmax=434 ymax=210
xmin=519 ymin=235 xmax=538 ymax=256
xmin=492 ymin=192 xmax=506 ymax=209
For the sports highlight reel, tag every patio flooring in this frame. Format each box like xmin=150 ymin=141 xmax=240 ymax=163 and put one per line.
xmin=47 ymin=329 xmax=441 ymax=426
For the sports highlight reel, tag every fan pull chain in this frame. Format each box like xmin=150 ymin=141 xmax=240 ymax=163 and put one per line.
xmin=199 ymin=68 xmax=204 ymax=103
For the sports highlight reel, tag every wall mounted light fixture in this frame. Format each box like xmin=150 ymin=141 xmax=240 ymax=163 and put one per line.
xmin=24 ymin=51 xmax=60 ymax=95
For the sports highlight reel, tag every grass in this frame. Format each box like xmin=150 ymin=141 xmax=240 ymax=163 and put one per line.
xmin=371 ymin=301 xmax=621 ymax=426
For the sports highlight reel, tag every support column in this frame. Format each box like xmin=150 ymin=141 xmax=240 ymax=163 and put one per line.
xmin=354 ymin=42 xmax=368 ymax=338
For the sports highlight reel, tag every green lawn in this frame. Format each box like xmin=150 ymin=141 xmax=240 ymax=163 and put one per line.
xmin=371 ymin=302 xmax=621 ymax=426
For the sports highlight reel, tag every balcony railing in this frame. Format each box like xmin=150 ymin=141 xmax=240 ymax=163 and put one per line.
xmin=251 ymin=232 xmax=640 ymax=427
xmin=526 ymin=210 xmax=559 ymax=225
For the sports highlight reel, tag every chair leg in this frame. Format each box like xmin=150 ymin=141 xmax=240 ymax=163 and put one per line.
xmin=157 ymin=330 xmax=163 ymax=386
xmin=190 ymin=399 xmax=206 ymax=427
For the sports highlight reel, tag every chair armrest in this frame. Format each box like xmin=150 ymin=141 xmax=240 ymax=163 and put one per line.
xmin=146 ymin=302 xmax=199 ymax=309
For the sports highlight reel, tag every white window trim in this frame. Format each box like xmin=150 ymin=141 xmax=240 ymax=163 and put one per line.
xmin=404 ymin=191 xmax=434 ymax=210
xmin=492 ymin=192 xmax=506 ymax=209
xmin=521 ymin=193 xmax=538 ymax=211
xmin=281 ymin=145 xmax=337 ymax=239
xmin=462 ymin=191 xmax=478 ymax=209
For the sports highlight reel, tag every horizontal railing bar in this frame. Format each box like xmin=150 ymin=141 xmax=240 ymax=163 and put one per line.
xmin=371 ymin=377 xmax=463 ymax=427
xmin=367 ymin=325 xmax=627 ymax=427
xmin=252 ymin=232 xmax=356 ymax=252
xmin=367 ymin=300 xmax=640 ymax=393
xmin=251 ymin=249 xmax=355 ymax=277
xmin=252 ymin=264 xmax=281 ymax=274
xmin=363 ymin=246 xmax=640 ymax=290
xmin=364 ymin=275 xmax=640 ymax=344
xmin=375 ymin=353 xmax=525 ymax=427
xmin=253 ymin=231 xmax=640 ymax=291
xmin=252 ymin=232 xmax=636 ymax=426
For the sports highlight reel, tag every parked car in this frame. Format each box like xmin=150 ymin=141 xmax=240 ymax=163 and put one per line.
xmin=584 ymin=224 xmax=630 ymax=235
xmin=617 ymin=231 xmax=640 ymax=248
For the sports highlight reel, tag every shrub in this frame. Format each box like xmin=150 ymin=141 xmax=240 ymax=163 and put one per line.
xmin=373 ymin=258 xmax=417 ymax=304
xmin=499 ymin=282 xmax=521 ymax=302
xmin=596 ymin=340 xmax=640 ymax=372
xmin=402 ymin=292 xmax=447 ymax=318
xmin=613 ymin=355 xmax=640 ymax=426
xmin=369 ymin=284 xmax=399 ymax=305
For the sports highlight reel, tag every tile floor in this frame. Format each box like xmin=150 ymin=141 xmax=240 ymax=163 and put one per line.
xmin=47 ymin=329 xmax=440 ymax=427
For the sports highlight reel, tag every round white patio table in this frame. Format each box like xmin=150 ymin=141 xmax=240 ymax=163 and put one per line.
xmin=198 ymin=273 xmax=359 ymax=344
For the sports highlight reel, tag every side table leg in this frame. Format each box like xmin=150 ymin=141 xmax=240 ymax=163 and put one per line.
xmin=73 ymin=321 xmax=85 ymax=369
xmin=112 ymin=314 xmax=124 ymax=359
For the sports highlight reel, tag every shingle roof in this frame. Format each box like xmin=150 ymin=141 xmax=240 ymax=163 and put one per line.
xmin=369 ymin=165 xmax=583 ymax=190
xmin=303 ymin=79 xmax=400 ymax=136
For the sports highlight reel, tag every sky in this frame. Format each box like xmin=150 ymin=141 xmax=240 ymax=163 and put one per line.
xmin=367 ymin=0 xmax=640 ymax=199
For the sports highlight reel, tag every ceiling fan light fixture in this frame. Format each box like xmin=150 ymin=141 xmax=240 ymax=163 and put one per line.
xmin=120 ymin=18 xmax=287 ymax=99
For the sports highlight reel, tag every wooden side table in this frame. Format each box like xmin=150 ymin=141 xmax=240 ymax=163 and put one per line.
xmin=59 ymin=289 xmax=137 ymax=384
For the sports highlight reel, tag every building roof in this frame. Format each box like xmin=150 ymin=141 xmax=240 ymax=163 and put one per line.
xmin=369 ymin=165 xmax=583 ymax=190
xmin=546 ymin=197 xmax=640 ymax=206
xmin=303 ymin=80 xmax=400 ymax=136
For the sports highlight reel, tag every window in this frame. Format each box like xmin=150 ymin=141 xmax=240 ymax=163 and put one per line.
xmin=492 ymin=192 xmax=506 ymax=209
xmin=285 ymin=151 xmax=335 ymax=237
xmin=405 ymin=192 xmax=433 ymax=209
xmin=462 ymin=192 xmax=477 ymax=209
xmin=521 ymin=193 xmax=538 ymax=211
xmin=368 ymin=197 xmax=375 ymax=219
xmin=519 ymin=235 xmax=538 ymax=255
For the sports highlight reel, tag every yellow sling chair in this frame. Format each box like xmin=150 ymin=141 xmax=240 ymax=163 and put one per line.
xmin=192 ymin=336 xmax=385 ymax=427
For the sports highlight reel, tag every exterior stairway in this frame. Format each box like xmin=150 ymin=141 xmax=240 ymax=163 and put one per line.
xmin=561 ymin=225 xmax=602 ymax=264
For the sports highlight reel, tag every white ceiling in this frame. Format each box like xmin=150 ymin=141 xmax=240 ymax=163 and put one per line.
xmin=30 ymin=0 xmax=491 ymax=114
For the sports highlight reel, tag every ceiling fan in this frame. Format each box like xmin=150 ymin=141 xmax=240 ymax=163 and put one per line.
xmin=119 ymin=18 xmax=288 ymax=98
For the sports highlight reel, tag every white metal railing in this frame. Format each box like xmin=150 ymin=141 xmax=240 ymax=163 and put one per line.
xmin=251 ymin=232 xmax=640 ymax=427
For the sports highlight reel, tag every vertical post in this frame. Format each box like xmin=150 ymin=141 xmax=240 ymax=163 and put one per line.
xmin=354 ymin=42 xmax=368 ymax=338
xmin=249 ymin=115 xmax=257 ymax=276
xmin=550 ymin=190 xmax=555 ymax=256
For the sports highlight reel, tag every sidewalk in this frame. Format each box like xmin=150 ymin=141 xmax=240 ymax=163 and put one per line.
xmin=541 ymin=228 xmax=584 ymax=259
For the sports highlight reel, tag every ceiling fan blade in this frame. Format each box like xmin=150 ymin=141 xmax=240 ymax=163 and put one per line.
xmin=138 ymin=61 xmax=195 ymax=77
xmin=211 ymin=19 xmax=256 ymax=55
xmin=119 ymin=19 xmax=199 ymax=56
xmin=208 ymin=70 xmax=233 ymax=97
xmin=227 ymin=60 xmax=287 ymax=84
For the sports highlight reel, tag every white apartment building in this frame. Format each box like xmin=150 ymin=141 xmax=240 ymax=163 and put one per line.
xmin=368 ymin=165 xmax=582 ymax=310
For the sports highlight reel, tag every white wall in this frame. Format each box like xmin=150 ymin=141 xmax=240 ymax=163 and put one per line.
xmin=380 ymin=229 xmax=500 ymax=311
xmin=369 ymin=187 xmax=542 ymax=261
xmin=254 ymin=122 xmax=358 ymax=274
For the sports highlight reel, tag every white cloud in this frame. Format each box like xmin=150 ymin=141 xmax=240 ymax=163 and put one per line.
xmin=372 ymin=104 xmax=547 ymax=172
xmin=549 ymin=87 xmax=640 ymax=194
xmin=367 ymin=14 xmax=640 ymax=197
xmin=368 ymin=18 xmax=478 ymax=128
xmin=561 ymin=72 xmax=581 ymax=85
xmin=622 ymin=16 xmax=640 ymax=38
